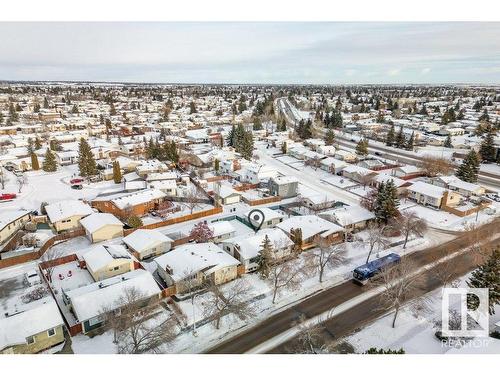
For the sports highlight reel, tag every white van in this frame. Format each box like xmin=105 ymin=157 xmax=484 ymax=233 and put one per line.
xmin=24 ymin=269 xmax=42 ymax=286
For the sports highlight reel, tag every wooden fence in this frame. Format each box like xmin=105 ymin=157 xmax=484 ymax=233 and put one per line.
xmin=123 ymin=206 xmax=223 ymax=236
xmin=0 ymin=228 xmax=85 ymax=269
xmin=243 ymin=195 xmax=281 ymax=206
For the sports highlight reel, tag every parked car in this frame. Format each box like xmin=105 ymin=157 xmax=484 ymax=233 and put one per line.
xmin=24 ymin=269 xmax=42 ymax=286
xmin=70 ymin=177 xmax=84 ymax=185
xmin=71 ymin=184 xmax=83 ymax=190
xmin=0 ymin=193 xmax=17 ymax=201
xmin=13 ymin=170 xmax=24 ymax=177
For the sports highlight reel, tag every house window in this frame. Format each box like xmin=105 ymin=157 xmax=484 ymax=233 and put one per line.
xmin=47 ymin=328 xmax=56 ymax=337
xmin=113 ymin=266 xmax=120 ymax=271
xmin=26 ymin=336 xmax=36 ymax=345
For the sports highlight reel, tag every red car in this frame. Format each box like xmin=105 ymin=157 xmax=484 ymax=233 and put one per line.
xmin=0 ymin=193 xmax=16 ymax=201
xmin=70 ymin=178 xmax=84 ymax=185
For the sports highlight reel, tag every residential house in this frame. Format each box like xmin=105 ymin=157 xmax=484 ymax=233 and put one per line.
xmin=123 ymin=229 xmax=173 ymax=260
xmin=407 ymin=181 xmax=462 ymax=209
xmin=63 ymin=269 xmax=161 ymax=333
xmin=80 ymin=213 xmax=124 ymax=243
xmin=268 ymin=176 xmax=299 ymax=198
xmin=0 ymin=210 xmax=32 ymax=246
xmin=244 ymin=207 xmax=285 ymax=229
xmin=0 ymin=299 xmax=65 ymax=354
xmin=276 ymin=215 xmax=344 ymax=247
xmin=319 ymin=205 xmax=375 ymax=232
xmin=45 ymin=200 xmax=94 ymax=233
xmin=82 ymin=244 xmax=134 ymax=281
xmin=155 ymin=243 xmax=240 ymax=294
xmin=221 ymin=228 xmax=293 ymax=273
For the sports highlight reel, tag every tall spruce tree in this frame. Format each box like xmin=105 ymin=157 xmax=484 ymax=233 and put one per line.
xmin=406 ymin=131 xmax=415 ymax=150
xmin=42 ymin=149 xmax=57 ymax=172
xmin=325 ymin=129 xmax=335 ymax=146
xmin=443 ymin=134 xmax=453 ymax=148
xmin=395 ymin=126 xmax=405 ymax=148
xmin=479 ymin=131 xmax=496 ymax=162
xmin=355 ymin=139 xmax=369 ymax=157
xmin=112 ymin=161 xmax=122 ymax=184
xmin=31 ymin=153 xmax=40 ymax=171
xmin=77 ymin=138 xmax=97 ymax=178
xmin=467 ymin=248 xmax=500 ymax=314
xmin=456 ymin=150 xmax=480 ymax=183
xmin=386 ymin=124 xmax=395 ymax=146
xmin=374 ymin=180 xmax=400 ymax=223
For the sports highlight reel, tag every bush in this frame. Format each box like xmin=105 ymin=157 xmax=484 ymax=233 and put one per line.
xmin=127 ymin=216 xmax=143 ymax=228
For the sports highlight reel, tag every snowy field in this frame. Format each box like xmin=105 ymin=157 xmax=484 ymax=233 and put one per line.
xmin=346 ymin=274 xmax=500 ymax=354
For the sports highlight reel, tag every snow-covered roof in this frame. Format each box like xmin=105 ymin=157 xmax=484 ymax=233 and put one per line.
xmin=217 ymin=185 xmax=241 ymax=199
xmin=208 ymin=221 xmax=236 ymax=238
xmin=321 ymin=205 xmax=375 ymax=227
xmin=397 ymin=165 xmax=421 ymax=174
xmin=244 ymin=207 xmax=284 ymax=223
xmin=0 ymin=210 xmax=31 ymax=232
xmin=276 ymin=215 xmax=344 ymax=240
xmin=82 ymin=244 xmax=131 ymax=273
xmin=146 ymin=172 xmax=177 ymax=182
xmin=448 ymin=178 xmax=483 ymax=193
xmin=374 ymin=173 xmax=407 ymax=187
xmin=222 ymin=228 xmax=293 ymax=260
xmin=110 ymin=188 xmax=166 ymax=209
xmin=45 ymin=200 xmax=93 ymax=223
xmin=407 ymin=181 xmax=446 ymax=199
xmin=154 ymin=243 xmax=239 ymax=282
xmin=80 ymin=213 xmax=123 ymax=233
xmin=270 ymin=176 xmax=298 ymax=185
xmin=0 ymin=298 xmax=64 ymax=351
xmin=123 ymin=229 xmax=173 ymax=253
xmin=67 ymin=269 xmax=160 ymax=322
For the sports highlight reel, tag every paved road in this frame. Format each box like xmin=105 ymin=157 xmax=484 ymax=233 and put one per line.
xmin=205 ymin=218 xmax=499 ymax=353
xmin=275 ymin=97 xmax=500 ymax=189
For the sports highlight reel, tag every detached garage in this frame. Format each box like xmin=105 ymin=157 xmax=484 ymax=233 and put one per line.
xmin=80 ymin=213 xmax=124 ymax=243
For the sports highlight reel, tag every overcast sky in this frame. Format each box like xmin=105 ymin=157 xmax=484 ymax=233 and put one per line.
xmin=1 ymin=22 xmax=499 ymax=84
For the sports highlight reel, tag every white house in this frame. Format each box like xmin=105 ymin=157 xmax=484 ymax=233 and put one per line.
xmin=123 ymin=229 xmax=174 ymax=260
xmin=45 ymin=200 xmax=94 ymax=233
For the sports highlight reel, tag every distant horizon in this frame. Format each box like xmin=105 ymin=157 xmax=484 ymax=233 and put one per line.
xmin=1 ymin=79 xmax=499 ymax=87
xmin=1 ymin=22 xmax=500 ymax=85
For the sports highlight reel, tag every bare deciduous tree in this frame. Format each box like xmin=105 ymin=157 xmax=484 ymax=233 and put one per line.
xmin=0 ymin=168 xmax=9 ymax=189
xmin=375 ymin=258 xmax=424 ymax=328
xmin=420 ymin=156 xmax=454 ymax=177
xmin=365 ymin=222 xmax=390 ymax=263
xmin=201 ymin=278 xmax=254 ymax=330
xmin=305 ymin=240 xmax=346 ymax=283
xmin=40 ymin=247 xmax=65 ymax=282
xmin=16 ymin=174 xmax=28 ymax=193
xmin=185 ymin=186 xmax=205 ymax=214
xmin=267 ymin=260 xmax=304 ymax=304
xmin=390 ymin=211 xmax=428 ymax=249
xmin=101 ymin=287 xmax=177 ymax=354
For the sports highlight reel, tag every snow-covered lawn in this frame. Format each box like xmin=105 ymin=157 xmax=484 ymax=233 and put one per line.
xmin=346 ymin=274 xmax=500 ymax=354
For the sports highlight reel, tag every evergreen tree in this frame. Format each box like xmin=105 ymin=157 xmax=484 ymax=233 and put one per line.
xmin=43 ymin=96 xmax=49 ymax=109
xmin=109 ymin=103 xmax=116 ymax=116
xmin=479 ymin=131 xmax=496 ymax=163
xmin=71 ymin=104 xmax=79 ymax=114
xmin=258 ymin=235 xmax=274 ymax=279
xmin=77 ymin=138 xmax=97 ymax=178
xmin=467 ymin=248 xmax=500 ymax=315
xmin=253 ymin=117 xmax=263 ymax=131
xmin=355 ymin=139 xmax=369 ymax=157
xmin=281 ymin=141 xmax=287 ymax=154
xmin=214 ymin=158 xmax=220 ymax=174
xmin=456 ymin=150 xmax=480 ymax=183
xmin=9 ymin=103 xmax=18 ymax=122
xmin=27 ymin=138 xmax=34 ymax=155
xmin=386 ymin=124 xmax=395 ymax=146
xmin=406 ymin=131 xmax=415 ymax=151
xmin=226 ymin=124 xmax=235 ymax=147
xmin=112 ymin=161 xmax=122 ymax=184
xmin=443 ymin=135 xmax=453 ymax=148
xmin=395 ymin=126 xmax=405 ymax=148
xmin=0 ymin=111 xmax=3 ymax=124
xmin=277 ymin=118 xmax=287 ymax=132
xmin=239 ymin=131 xmax=254 ymax=160
xmin=325 ymin=129 xmax=335 ymax=146
xmin=31 ymin=153 xmax=40 ymax=171
xmin=374 ymin=181 xmax=400 ymax=223
xmin=34 ymin=137 xmax=42 ymax=150
xmin=42 ymin=149 xmax=57 ymax=172
xmin=189 ymin=101 xmax=197 ymax=114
